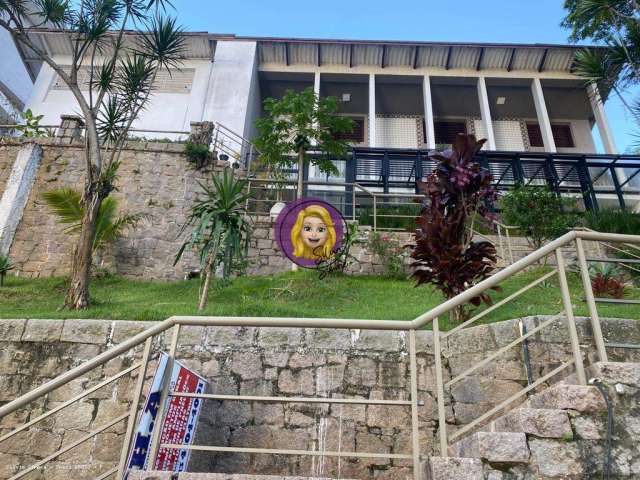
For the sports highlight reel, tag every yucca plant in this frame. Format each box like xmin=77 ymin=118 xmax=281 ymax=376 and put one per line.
xmin=0 ymin=255 xmax=14 ymax=287
xmin=175 ymin=169 xmax=252 ymax=311
xmin=0 ymin=0 xmax=186 ymax=309
xmin=42 ymin=188 xmax=141 ymax=263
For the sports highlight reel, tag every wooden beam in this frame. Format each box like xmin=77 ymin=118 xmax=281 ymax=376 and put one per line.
xmin=284 ymin=42 xmax=289 ymax=66
xmin=476 ymin=47 xmax=485 ymax=71
xmin=506 ymin=47 xmax=516 ymax=71
xmin=445 ymin=46 xmax=453 ymax=70
xmin=412 ymin=46 xmax=419 ymax=69
xmin=381 ymin=44 xmax=386 ymax=68
xmin=538 ymin=48 xmax=548 ymax=72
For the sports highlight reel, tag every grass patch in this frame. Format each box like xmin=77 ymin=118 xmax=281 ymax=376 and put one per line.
xmin=1 ymin=268 xmax=639 ymax=327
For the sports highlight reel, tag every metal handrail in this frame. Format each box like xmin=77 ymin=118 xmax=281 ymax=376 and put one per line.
xmin=1 ymin=229 xmax=639 ymax=479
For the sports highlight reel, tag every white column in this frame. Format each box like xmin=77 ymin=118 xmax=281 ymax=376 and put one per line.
xmin=587 ymin=84 xmax=617 ymax=154
xmin=531 ymin=78 xmax=557 ymax=153
xmin=314 ymin=71 xmax=321 ymax=99
xmin=369 ymin=74 xmax=377 ymax=147
xmin=423 ymin=75 xmax=436 ymax=149
xmin=311 ymin=71 xmax=321 ymax=148
xmin=0 ymin=144 xmax=42 ymax=256
xmin=477 ymin=76 xmax=496 ymax=150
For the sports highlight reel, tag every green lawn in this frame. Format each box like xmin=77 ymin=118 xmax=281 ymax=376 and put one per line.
xmin=1 ymin=268 xmax=639 ymax=329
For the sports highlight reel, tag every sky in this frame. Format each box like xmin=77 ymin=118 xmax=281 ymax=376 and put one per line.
xmin=173 ymin=0 xmax=637 ymax=153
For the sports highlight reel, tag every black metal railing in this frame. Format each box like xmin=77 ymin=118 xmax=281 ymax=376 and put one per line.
xmin=348 ymin=147 xmax=640 ymax=211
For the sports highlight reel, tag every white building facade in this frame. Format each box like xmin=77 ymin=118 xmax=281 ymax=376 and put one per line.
xmin=10 ymin=32 xmax=636 ymax=210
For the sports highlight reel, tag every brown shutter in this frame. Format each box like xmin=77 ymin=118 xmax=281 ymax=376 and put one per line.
xmin=335 ymin=116 xmax=365 ymax=143
xmin=551 ymin=124 xmax=574 ymax=148
xmin=526 ymin=123 xmax=544 ymax=147
xmin=527 ymin=123 xmax=574 ymax=148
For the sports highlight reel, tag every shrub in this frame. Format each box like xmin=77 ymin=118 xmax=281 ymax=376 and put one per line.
xmin=583 ymin=209 xmax=640 ymax=235
xmin=0 ymin=255 xmax=14 ymax=287
xmin=185 ymin=141 xmax=211 ymax=169
xmin=589 ymin=263 xmax=627 ymax=298
xmin=368 ymin=231 xmax=407 ymax=278
xmin=500 ymin=185 xmax=579 ymax=249
xmin=316 ymin=223 xmax=360 ymax=278
xmin=411 ymin=134 xmax=499 ymax=322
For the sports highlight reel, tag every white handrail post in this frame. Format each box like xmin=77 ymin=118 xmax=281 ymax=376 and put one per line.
xmin=497 ymin=223 xmax=505 ymax=265
xmin=408 ymin=330 xmax=422 ymax=479
xmin=147 ymin=324 xmax=181 ymax=466
xmin=352 ymin=186 xmax=356 ymax=222
xmin=505 ymin=228 xmax=514 ymax=264
xmin=555 ymin=248 xmax=587 ymax=386
xmin=575 ymin=238 xmax=609 ymax=362
xmin=432 ymin=317 xmax=448 ymax=456
xmin=373 ymin=195 xmax=377 ymax=231
xmin=117 ymin=337 xmax=153 ymax=478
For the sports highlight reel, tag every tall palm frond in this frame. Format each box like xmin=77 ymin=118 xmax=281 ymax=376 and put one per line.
xmin=42 ymin=188 xmax=140 ymax=251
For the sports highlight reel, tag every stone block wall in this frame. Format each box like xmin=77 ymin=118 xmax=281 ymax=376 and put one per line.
xmin=0 ymin=316 xmax=637 ymax=479
xmin=2 ymin=137 xmax=215 ymax=279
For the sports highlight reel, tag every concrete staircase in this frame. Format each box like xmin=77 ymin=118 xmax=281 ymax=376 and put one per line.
xmin=423 ymin=362 xmax=640 ymax=480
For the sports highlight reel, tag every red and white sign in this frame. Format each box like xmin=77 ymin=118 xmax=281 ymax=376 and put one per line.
xmin=126 ymin=353 xmax=207 ymax=474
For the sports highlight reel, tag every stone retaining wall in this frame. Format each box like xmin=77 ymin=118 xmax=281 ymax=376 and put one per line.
xmin=0 ymin=316 xmax=637 ymax=479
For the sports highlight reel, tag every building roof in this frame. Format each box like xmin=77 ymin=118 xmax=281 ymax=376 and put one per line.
xmin=20 ymin=29 xmax=600 ymax=76
xmin=233 ymin=35 xmax=598 ymax=73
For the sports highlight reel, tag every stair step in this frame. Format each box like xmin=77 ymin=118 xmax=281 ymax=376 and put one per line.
xmin=586 ymin=362 xmax=640 ymax=387
xmin=489 ymin=407 xmax=572 ymax=439
xmin=524 ymin=384 xmax=607 ymax=412
xmin=448 ymin=431 xmax=530 ymax=464
xmin=423 ymin=456 xmax=484 ymax=480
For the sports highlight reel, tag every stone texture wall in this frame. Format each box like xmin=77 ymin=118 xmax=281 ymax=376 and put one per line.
xmin=2 ymin=137 xmax=214 ymax=279
xmin=0 ymin=137 xmax=418 ymax=280
xmin=0 ymin=317 xmax=637 ymax=479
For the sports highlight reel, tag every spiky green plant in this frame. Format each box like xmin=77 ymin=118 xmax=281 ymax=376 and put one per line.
xmin=175 ymin=169 xmax=252 ymax=311
xmin=42 ymin=188 xmax=141 ymax=254
xmin=0 ymin=255 xmax=14 ymax=287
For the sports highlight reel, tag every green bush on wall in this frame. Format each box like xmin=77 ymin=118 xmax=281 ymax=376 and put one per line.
xmin=500 ymin=185 xmax=580 ymax=249
xmin=584 ymin=208 xmax=640 ymax=235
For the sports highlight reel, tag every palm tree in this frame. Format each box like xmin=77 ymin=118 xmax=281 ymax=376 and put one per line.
xmin=563 ymin=1 xmax=640 ymax=140
xmin=0 ymin=256 xmax=14 ymax=287
xmin=42 ymin=188 xmax=141 ymax=264
xmin=175 ymin=169 xmax=252 ymax=311
xmin=0 ymin=0 xmax=186 ymax=309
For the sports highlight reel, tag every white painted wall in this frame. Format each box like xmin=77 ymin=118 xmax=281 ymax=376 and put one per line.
xmin=25 ymin=56 xmax=213 ymax=136
xmin=0 ymin=29 xmax=33 ymax=108
xmin=203 ymin=40 xmax=258 ymax=137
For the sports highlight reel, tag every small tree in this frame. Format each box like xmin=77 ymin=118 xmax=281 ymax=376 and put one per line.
xmin=254 ymin=87 xmax=354 ymax=199
xmin=500 ymin=185 xmax=578 ymax=250
xmin=411 ymin=134 xmax=498 ymax=322
xmin=0 ymin=0 xmax=185 ymax=309
xmin=175 ymin=169 xmax=252 ymax=311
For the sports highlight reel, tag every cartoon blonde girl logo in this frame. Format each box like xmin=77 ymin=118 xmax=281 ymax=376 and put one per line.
xmin=290 ymin=205 xmax=337 ymax=260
